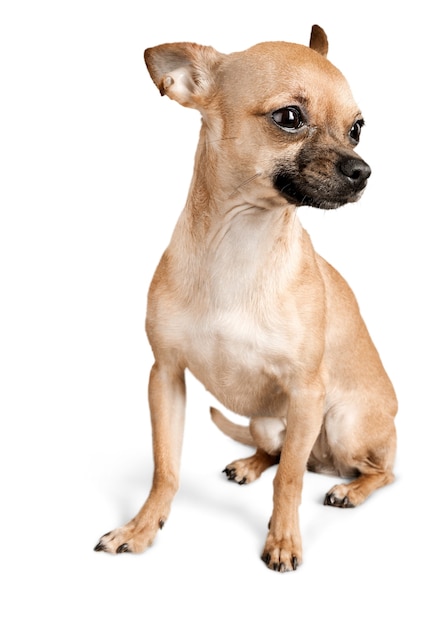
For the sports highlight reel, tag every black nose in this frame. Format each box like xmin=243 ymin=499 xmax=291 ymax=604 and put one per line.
xmin=339 ymin=157 xmax=371 ymax=188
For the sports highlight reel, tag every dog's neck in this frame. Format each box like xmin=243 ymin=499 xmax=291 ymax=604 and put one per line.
xmin=165 ymin=129 xmax=309 ymax=304
xmin=180 ymin=123 xmax=303 ymax=242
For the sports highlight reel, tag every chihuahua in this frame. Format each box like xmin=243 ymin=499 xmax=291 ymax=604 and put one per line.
xmin=95 ymin=25 xmax=397 ymax=572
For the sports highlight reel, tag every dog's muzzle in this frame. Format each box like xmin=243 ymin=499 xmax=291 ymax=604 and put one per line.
xmin=273 ymin=152 xmax=372 ymax=210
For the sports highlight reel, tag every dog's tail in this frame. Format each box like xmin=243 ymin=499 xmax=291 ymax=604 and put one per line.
xmin=210 ymin=407 xmax=254 ymax=446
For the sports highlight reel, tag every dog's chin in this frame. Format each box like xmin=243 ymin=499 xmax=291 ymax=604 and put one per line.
xmin=273 ymin=174 xmax=364 ymax=210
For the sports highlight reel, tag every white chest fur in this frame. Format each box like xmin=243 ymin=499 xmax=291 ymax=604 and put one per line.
xmin=149 ymin=206 xmax=313 ymax=417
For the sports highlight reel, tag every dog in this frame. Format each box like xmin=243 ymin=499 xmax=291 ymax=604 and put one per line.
xmin=95 ymin=25 xmax=397 ymax=572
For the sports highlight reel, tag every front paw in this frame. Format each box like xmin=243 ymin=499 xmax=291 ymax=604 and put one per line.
xmin=94 ymin=518 xmax=165 ymax=555
xmin=261 ymin=534 xmax=301 ymax=572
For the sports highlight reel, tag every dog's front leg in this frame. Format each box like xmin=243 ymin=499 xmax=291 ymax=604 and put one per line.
xmin=261 ymin=381 xmax=324 ymax=572
xmin=94 ymin=361 xmax=186 ymax=554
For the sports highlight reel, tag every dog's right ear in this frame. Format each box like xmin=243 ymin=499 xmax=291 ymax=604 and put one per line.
xmin=309 ymin=25 xmax=328 ymax=57
xmin=144 ymin=43 xmax=223 ymax=110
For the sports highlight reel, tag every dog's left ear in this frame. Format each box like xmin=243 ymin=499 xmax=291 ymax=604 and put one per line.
xmin=309 ymin=25 xmax=328 ymax=57
xmin=144 ymin=43 xmax=223 ymax=110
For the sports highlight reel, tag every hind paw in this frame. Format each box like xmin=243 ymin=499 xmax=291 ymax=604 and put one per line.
xmin=222 ymin=450 xmax=277 ymax=485
xmin=324 ymin=484 xmax=358 ymax=508
xmin=223 ymin=463 xmax=250 ymax=484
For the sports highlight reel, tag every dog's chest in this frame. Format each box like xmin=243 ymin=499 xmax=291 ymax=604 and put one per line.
xmin=173 ymin=295 xmax=298 ymax=415
xmin=149 ymin=209 xmax=310 ymax=415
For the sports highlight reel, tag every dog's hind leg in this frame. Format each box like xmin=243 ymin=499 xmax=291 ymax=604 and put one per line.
xmin=324 ymin=451 xmax=396 ymax=507
xmin=223 ymin=449 xmax=280 ymax=484
xmin=212 ymin=411 xmax=285 ymax=484
xmin=323 ymin=412 xmax=397 ymax=508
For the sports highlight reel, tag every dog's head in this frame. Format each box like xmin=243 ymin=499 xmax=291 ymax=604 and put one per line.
xmin=145 ymin=25 xmax=370 ymax=211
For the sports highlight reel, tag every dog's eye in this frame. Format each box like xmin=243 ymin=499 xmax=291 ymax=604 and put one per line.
xmin=349 ymin=119 xmax=364 ymax=144
xmin=272 ymin=106 xmax=304 ymax=131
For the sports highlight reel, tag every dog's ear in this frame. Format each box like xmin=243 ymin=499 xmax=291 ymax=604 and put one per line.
xmin=144 ymin=43 xmax=223 ymax=109
xmin=309 ymin=25 xmax=328 ymax=57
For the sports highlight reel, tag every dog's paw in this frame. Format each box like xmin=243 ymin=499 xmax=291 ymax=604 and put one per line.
xmin=94 ymin=518 xmax=165 ymax=554
xmin=222 ymin=451 xmax=277 ymax=485
xmin=261 ymin=535 xmax=301 ymax=572
xmin=223 ymin=465 xmax=248 ymax=484
xmin=222 ymin=459 xmax=262 ymax=484
xmin=324 ymin=484 xmax=357 ymax=508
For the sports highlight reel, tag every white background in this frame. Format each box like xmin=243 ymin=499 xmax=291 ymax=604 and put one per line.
xmin=1 ymin=1 xmax=437 ymax=623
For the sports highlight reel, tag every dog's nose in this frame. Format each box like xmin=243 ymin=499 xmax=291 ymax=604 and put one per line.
xmin=339 ymin=157 xmax=371 ymax=188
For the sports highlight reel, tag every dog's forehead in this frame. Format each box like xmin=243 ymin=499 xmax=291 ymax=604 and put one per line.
xmin=220 ymin=41 xmax=357 ymax=116
xmin=224 ymin=41 xmax=341 ymax=83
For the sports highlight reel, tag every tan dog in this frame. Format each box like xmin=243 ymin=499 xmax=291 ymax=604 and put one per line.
xmin=95 ymin=25 xmax=397 ymax=572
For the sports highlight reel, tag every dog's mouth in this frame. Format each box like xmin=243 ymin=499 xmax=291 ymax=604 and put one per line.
xmin=273 ymin=154 xmax=371 ymax=210
xmin=273 ymin=174 xmax=343 ymax=210
xmin=273 ymin=173 xmax=355 ymax=210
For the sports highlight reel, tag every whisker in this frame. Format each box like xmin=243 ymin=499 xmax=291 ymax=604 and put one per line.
xmin=229 ymin=172 xmax=262 ymax=198
xmin=206 ymin=136 xmax=238 ymax=145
